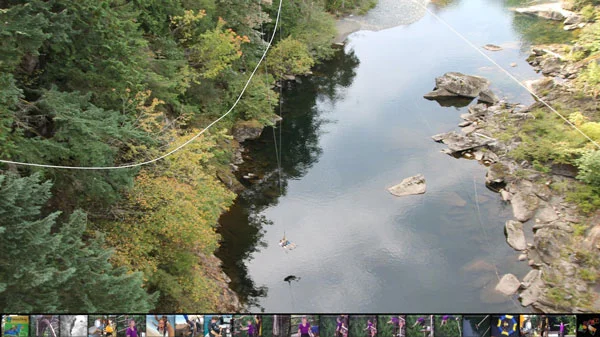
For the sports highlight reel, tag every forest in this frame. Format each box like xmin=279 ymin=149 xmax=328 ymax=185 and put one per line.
xmin=0 ymin=0 xmax=375 ymax=312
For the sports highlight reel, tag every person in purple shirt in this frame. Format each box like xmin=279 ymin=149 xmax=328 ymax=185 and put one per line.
xmin=240 ymin=321 xmax=255 ymax=337
xmin=441 ymin=316 xmax=458 ymax=326
xmin=412 ymin=318 xmax=426 ymax=329
xmin=298 ymin=316 xmax=312 ymax=337
xmin=364 ymin=320 xmax=377 ymax=337
xmin=388 ymin=317 xmax=400 ymax=337
xmin=126 ymin=320 xmax=138 ymax=337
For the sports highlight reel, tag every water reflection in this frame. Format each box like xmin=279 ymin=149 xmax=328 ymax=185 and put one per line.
xmin=216 ymin=48 xmax=361 ymax=310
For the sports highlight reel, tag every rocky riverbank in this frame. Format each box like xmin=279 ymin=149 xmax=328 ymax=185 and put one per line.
xmin=426 ymin=61 xmax=600 ymax=311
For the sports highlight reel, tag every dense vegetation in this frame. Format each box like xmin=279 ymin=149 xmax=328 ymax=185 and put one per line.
xmin=0 ymin=0 xmax=375 ymax=312
xmin=500 ymin=2 xmax=600 ymax=215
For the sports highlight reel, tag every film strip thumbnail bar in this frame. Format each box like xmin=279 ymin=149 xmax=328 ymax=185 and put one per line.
xmin=0 ymin=315 xmax=594 ymax=337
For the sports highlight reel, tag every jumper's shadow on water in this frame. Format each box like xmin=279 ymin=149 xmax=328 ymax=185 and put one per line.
xmin=216 ymin=48 xmax=361 ymax=311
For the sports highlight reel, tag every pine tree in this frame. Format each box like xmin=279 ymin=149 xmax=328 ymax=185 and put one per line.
xmin=0 ymin=173 xmax=157 ymax=312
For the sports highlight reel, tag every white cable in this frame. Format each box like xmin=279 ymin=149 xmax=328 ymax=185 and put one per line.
xmin=409 ymin=0 xmax=600 ymax=150
xmin=0 ymin=0 xmax=284 ymax=170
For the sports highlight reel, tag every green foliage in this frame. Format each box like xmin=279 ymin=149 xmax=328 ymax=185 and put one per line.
xmin=577 ymin=150 xmax=600 ymax=186
xmin=579 ymin=268 xmax=598 ymax=282
xmin=325 ymin=0 xmax=378 ymax=15
xmin=267 ymin=37 xmax=315 ymax=78
xmin=511 ymin=109 xmax=590 ymax=165
xmin=566 ymin=183 xmax=600 ymax=213
xmin=0 ymin=173 xmax=156 ymax=312
xmin=578 ymin=21 xmax=600 ymax=55
xmin=569 ymin=0 xmax=600 ymax=11
xmin=577 ymin=61 xmax=600 ymax=97
xmin=434 ymin=316 xmax=461 ymax=337
xmin=0 ymin=0 xmax=364 ymax=312
xmin=581 ymin=5 xmax=597 ymax=22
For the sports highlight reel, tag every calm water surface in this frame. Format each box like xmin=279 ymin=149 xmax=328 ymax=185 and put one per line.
xmin=217 ymin=0 xmax=573 ymax=312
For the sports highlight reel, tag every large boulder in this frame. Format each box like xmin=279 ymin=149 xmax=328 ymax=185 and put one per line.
xmin=505 ymin=220 xmax=527 ymax=251
xmin=431 ymin=131 xmax=495 ymax=153
xmin=535 ymin=202 xmax=559 ymax=224
xmin=486 ymin=162 xmax=509 ymax=185
xmin=388 ymin=174 xmax=427 ymax=197
xmin=533 ymin=228 xmax=567 ymax=264
xmin=479 ymin=89 xmax=500 ymax=104
xmin=539 ymin=56 xmax=564 ymax=75
xmin=511 ymin=191 xmax=541 ymax=222
xmin=495 ymin=273 xmax=521 ymax=296
xmin=524 ymin=77 xmax=555 ymax=96
xmin=583 ymin=223 xmax=600 ymax=251
xmin=424 ymin=72 xmax=491 ymax=99
xmin=514 ymin=3 xmax=574 ymax=21
xmin=232 ymin=120 xmax=264 ymax=142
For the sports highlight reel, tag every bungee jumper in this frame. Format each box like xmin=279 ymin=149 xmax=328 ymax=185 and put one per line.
xmin=364 ymin=320 xmax=377 ymax=337
xmin=279 ymin=234 xmax=297 ymax=251
xmin=440 ymin=316 xmax=460 ymax=326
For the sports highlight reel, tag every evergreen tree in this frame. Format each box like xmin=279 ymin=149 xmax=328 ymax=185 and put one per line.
xmin=0 ymin=173 xmax=157 ymax=312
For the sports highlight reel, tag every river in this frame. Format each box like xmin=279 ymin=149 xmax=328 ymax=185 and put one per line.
xmin=217 ymin=0 xmax=574 ymax=312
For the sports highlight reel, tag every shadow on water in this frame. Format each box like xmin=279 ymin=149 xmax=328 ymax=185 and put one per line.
xmin=216 ymin=48 xmax=361 ymax=310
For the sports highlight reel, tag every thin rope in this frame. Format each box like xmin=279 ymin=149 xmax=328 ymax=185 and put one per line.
xmin=409 ymin=0 xmax=600 ymax=150
xmin=0 ymin=0 xmax=284 ymax=170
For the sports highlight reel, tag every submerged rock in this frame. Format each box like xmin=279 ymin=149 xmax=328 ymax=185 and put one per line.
xmin=483 ymin=44 xmax=503 ymax=51
xmin=424 ymin=72 xmax=491 ymax=99
xmin=495 ymin=273 xmax=521 ymax=296
xmin=388 ymin=174 xmax=427 ymax=197
xmin=506 ymin=220 xmax=527 ymax=251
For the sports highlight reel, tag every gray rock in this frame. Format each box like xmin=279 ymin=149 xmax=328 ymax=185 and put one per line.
xmin=519 ymin=275 xmax=545 ymax=306
xmin=583 ymin=224 xmax=600 ymax=250
xmin=495 ymin=273 xmax=521 ymax=296
xmin=388 ymin=174 xmax=427 ymax=197
xmin=540 ymin=57 xmax=563 ymax=75
xmin=506 ymin=220 xmax=527 ymax=251
xmin=532 ymin=221 xmax=573 ymax=233
xmin=564 ymin=13 xmax=584 ymax=26
xmin=536 ymin=202 xmax=559 ymax=223
xmin=514 ymin=3 xmax=574 ymax=21
xmin=534 ymin=228 xmax=565 ymax=264
xmin=468 ymin=103 xmax=489 ymax=116
xmin=519 ymin=254 xmax=528 ymax=261
xmin=483 ymin=44 xmax=503 ymax=51
xmin=501 ymin=189 xmax=512 ymax=201
xmin=232 ymin=121 xmax=264 ymax=142
xmin=522 ymin=269 xmax=541 ymax=288
xmin=511 ymin=191 xmax=541 ymax=222
xmin=479 ymin=88 xmax=500 ymax=104
xmin=458 ymin=120 xmax=473 ymax=127
xmin=431 ymin=131 xmax=495 ymax=153
xmin=524 ymin=77 xmax=555 ymax=96
xmin=483 ymin=151 xmax=500 ymax=163
xmin=424 ymin=72 xmax=491 ymax=99
xmin=487 ymin=162 xmax=509 ymax=185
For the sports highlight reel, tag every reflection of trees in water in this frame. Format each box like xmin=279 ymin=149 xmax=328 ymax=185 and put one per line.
xmin=215 ymin=48 xmax=360 ymax=310
xmin=511 ymin=14 xmax=575 ymax=51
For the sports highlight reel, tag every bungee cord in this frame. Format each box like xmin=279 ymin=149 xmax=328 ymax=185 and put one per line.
xmin=0 ymin=0 xmax=284 ymax=170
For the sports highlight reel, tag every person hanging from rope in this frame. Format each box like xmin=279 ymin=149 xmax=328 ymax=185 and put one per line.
xmin=336 ymin=317 xmax=345 ymax=337
xmin=440 ymin=316 xmax=460 ymax=326
xmin=298 ymin=316 xmax=312 ymax=337
xmin=279 ymin=234 xmax=296 ymax=250
xmin=364 ymin=320 xmax=377 ymax=337
xmin=387 ymin=317 xmax=400 ymax=337
xmin=412 ymin=318 xmax=427 ymax=329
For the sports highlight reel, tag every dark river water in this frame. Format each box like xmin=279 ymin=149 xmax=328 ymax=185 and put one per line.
xmin=217 ymin=0 xmax=573 ymax=312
